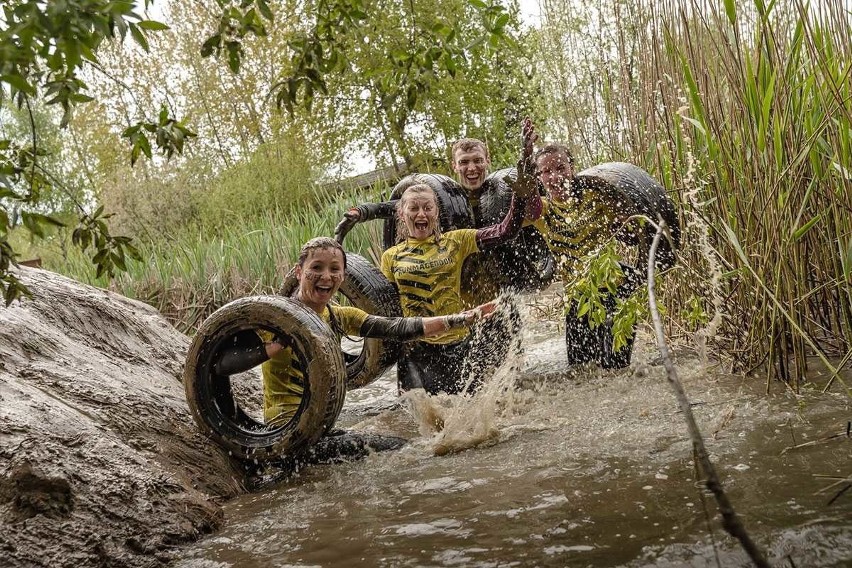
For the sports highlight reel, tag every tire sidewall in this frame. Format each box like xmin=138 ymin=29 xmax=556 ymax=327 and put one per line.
xmin=184 ymin=296 xmax=346 ymax=461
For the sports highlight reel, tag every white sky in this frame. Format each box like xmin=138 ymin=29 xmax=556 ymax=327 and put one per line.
xmin=517 ymin=0 xmax=542 ymax=26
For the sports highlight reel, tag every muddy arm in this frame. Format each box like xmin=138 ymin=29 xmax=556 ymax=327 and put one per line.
xmin=213 ymin=331 xmax=273 ymax=375
xmin=475 ymin=194 xmax=528 ymax=249
xmin=335 ymin=201 xmax=398 ymax=243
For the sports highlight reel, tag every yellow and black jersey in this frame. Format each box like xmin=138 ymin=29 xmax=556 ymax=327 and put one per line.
xmin=381 ymin=229 xmax=479 ymax=344
xmin=261 ymin=304 xmax=368 ymax=424
xmin=529 ymin=192 xmax=621 ymax=291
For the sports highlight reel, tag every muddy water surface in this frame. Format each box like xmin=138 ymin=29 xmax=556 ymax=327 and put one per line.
xmin=174 ymin=297 xmax=852 ymax=568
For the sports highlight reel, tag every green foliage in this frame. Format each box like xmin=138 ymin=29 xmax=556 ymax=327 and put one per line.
xmin=200 ymin=0 xmax=273 ymax=73
xmin=2 ymin=0 xmax=528 ymax=306
xmin=196 ymin=136 xmax=318 ymax=230
xmin=568 ymin=242 xmax=623 ymax=326
xmin=122 ymin=105 xmax=197 ymax=166
xmin=681 ymin=295 xmax=710 ymax=331
xmin=610 ymin=292 xmax=648 ymax=352
xmin=0 ymin=0 xmax=188 ymax=304
xmin=272 ymin=0 xmax=366 ymax=115
xmin=0 ymin=125 xmax=141 ymax=305
xmin=270 ymin=0 xmax=515 ymax=119
xmin=262 ymin=0 xmax=530 ymax=167
xmin=71 ymin=205 xmax=142 ymax=279
xmin=565 ymin=242 xmax=648 ymax=351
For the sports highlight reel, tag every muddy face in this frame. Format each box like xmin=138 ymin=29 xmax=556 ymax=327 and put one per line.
xmin=295 ymin=247 xmax=345 ymax=313
xmin=400 ymin=194 xmax=439 ymax=240
xmin=452 ymin=147 xmax=490 ymax=192
xmin=536 ymin=151 xmax=575 ymax=202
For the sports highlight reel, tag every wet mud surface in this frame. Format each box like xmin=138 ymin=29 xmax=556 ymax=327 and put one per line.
xmin=0 ymin=268 xmax=244 ymax=567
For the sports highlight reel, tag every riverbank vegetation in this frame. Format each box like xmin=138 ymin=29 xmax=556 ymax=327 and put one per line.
xmin=4 ymin=0 xmax=849 ymax=391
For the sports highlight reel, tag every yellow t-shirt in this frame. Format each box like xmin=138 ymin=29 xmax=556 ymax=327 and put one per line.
xmin=261 ymin=304 xmax=367 ymax=425
xmin=380 ymin=229 xmax=479 ymax=344
xmin=530 ymin=193 xmax=620 ymax=294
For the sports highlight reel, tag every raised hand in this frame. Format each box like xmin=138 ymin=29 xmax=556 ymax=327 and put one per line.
xmin=333 ymin=208 xmax=361 ymax=244
xmin=509 ymin=117 xmax=539 ymax=199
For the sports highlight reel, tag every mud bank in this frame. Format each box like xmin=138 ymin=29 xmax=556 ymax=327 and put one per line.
xmin=0 ymin=268 xmax=243 ymax=567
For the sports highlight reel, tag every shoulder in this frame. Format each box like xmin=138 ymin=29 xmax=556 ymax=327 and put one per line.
xmin=331 ymin=304 xmax=367 ymax=317
xmin=381 ymin=245 xmax=400 ymax=262
xmin=330 ymin=304 xmax=368 ymax=329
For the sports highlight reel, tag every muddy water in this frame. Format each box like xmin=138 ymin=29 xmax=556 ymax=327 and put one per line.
xmin=174 ymin=296 xmax=852 ymax=567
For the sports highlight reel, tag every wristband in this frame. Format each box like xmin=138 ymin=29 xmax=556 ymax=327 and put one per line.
xmin=445 ymin=314 xmax=468 ymax=329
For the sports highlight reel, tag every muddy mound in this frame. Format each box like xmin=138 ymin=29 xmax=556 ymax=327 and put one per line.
xmin=0 ymin=267 xmax=243 ymax=567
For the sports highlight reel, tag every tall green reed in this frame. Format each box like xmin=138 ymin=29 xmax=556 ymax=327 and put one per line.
xmin=548 ymin=0 xmax=851 ymax=390
xmin=48 ymin=183 xmax=389 ymax=334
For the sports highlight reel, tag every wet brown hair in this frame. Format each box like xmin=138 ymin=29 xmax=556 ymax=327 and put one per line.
xmin=451 ymin=138 xmax=490 ymax=163
xmin=297 ymin=237 xmax=347 ymax=269
xmin=534 ymin=143 xmax=575 ymax=168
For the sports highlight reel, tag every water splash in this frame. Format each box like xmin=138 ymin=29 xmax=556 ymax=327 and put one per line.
xmin=677 ymin=105 xmax=726 ymax=369
xmin=399 ymin=292 xmax=527 ymax=456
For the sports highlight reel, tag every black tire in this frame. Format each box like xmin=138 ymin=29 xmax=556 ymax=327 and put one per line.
xmin=183 ymin=296 xmax=346 ymax=461
xmin=382 ymin=173 xmax=474 ymax=248
xmin=473 ymin=167 xmax=556 ymax=292
xmin=576 ymin=162 xmax=681 ymax=271
xmin=281 ymin=252 xmax=402 ymax=389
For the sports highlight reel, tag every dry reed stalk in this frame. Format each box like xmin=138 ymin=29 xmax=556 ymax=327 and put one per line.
xmin=647 ymin=221 xmax=769 ymax=568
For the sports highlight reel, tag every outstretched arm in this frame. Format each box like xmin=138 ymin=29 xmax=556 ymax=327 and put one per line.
xmin=334 ymin=200 xmax=399 ymax=243
xmin=213 ymin=331 xmax=285 ymax=375
xmin=358 ymin=301 xmax=497 ymax=340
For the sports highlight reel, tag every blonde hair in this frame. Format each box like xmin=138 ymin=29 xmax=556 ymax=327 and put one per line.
xmin=396 ymin=184 xmax=442 ymax=242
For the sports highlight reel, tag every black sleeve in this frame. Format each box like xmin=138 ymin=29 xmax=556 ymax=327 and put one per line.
xmin=213 ymin=330 xmax=270 ymax=375
xmin=358 ymin=315 xmax=425 ymax=341
xmin=356 ymin=200 xmax=398 ymax=221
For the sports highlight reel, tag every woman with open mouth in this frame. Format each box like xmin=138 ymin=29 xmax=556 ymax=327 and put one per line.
xmin=380 ymin=120 xmax=539 ymax=395
xmin=213 ymin=236 xmax=495 ymax=425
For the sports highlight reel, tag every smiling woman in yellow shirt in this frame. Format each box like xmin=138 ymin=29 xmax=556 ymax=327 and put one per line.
xmin=213 ymin=237 xmax=494 ymax=426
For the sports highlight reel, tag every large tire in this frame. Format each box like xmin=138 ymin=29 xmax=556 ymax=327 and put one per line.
xmin=382 ymin=173 xmax=474 ymax=248
xmin=576 ymin=162 xmax=681 ymax=271
xmin=281 ymin=252 xmax=402 ymax=389
xmin=473 ymin=167 xmax=556 ymax=292
xmin=183 ymin=296 xmax=346 ymax=461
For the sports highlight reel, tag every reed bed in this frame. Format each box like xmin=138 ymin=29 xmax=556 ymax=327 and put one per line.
xmin=539 ymin=0 xmax=851 ymax=390
xmin=48 ymin=183 xmax=387 ymax=334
